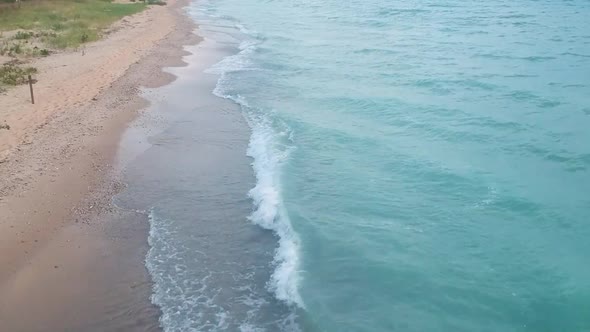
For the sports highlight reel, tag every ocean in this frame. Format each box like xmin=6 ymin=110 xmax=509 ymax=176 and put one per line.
xmin=118 ymin=0 xmax=590 ymax=330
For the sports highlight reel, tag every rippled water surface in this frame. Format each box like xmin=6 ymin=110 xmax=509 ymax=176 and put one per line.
xmin=135 ymin=0 xmax=590 ymax=330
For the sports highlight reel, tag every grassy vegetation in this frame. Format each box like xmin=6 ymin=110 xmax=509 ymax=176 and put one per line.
xmin=0 ymin=0 xmax=147 ymax=49
xmin=0 ymin=0 xmax=149 ymax=93
xmin=146 ymin=0 xmax=166 ymax=5
xmin=0 ymin=61 xmax=37 ymax=93
xmin=0 ymin=39 xmax=50 ymax=57
xmin=0 ymin=0 xmax=150 ymax=94
xmin=0 ymin=62 xmax=37 ymax=84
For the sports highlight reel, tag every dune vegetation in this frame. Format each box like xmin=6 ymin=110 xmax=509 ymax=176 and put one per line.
xmin=0 ymin=0 xmax=147 ymax=91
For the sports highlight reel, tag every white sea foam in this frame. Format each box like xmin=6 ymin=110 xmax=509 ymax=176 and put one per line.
xmin=209 ymin=27 xmax=305 ymax=309
xmin=206 ymin=40 xmax=258 ymax=76
xmin=147 ymin=210 xmax=231 ymax=331
xmin=236 ymin=23 xmax=251 ymax=35
xmin=246 ymin=119 xmax=304 ymax=308
xmin=239 ymin=323 xmax=266 ymax=332
xmin=221 ymin=95 xmax=305 ymax=310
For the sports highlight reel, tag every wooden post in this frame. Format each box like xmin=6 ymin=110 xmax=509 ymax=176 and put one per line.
xmin=28 ymin=75 xmax=34 ymax=104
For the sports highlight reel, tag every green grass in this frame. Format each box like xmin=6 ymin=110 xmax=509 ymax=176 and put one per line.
xmin=0 ymin=0 xmax=147 ymax=49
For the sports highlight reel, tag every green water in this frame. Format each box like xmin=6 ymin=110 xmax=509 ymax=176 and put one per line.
xmin=148 ymin=0 xmax=590 ymax=330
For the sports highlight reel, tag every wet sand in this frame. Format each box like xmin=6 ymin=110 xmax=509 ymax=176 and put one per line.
xmin=0 ymin=1 xmax=200 ymax=330
xmin=113 ymin=19 xmax=296 ymax=330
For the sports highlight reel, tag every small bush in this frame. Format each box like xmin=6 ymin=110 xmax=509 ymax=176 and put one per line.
xmin=46 ymin=29 xmax=98 ymax=49
xmin=9 ymin=42 xmax=22 ymax=55
xmin=0 ymin=42 xmax=26 ymax=57
xmin=0 ymin=63 xmax=37 ymax=85
xmin=0 ymin=41 xmax=46 ymax=58
xmin=13 ymin=43 xmax=23 ymax=54
xmin=37 ymin=31 xmax=58 ymax=38
xmin=147 ymin=0 xmax=166 ymax=5
xmin=14 ymin=31 xmax=34 ymax=40
xmin=51 ymin=22 xmax=66 ymax=31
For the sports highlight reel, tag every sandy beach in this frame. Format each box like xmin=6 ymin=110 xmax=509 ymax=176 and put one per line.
xmin=0 ymin=1 xmax=200 ymax=330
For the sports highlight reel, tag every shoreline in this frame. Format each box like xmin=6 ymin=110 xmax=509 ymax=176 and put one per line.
xmin=0 ymin=0 xmax=201 ymax=330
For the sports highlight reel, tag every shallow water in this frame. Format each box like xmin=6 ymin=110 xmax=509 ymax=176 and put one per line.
xmin=121 ymin=0 xmax=590 ymax=331
xmin=115 ymin=29 xmax=298 ymax=330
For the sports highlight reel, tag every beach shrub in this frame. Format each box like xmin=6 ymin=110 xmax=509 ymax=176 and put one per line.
xmin=46 ymin=29 xmax=98 ymax=49
xmin=0 ymin=41 xmax=25 ymax=56
xmin=14 ymin=31 xmax=34 ymax=40
xmin=147 ymin=0 xmax=166 ymax=5
xmin=0 ymin=63 xmax=37 ymax=85
xmin=50 ymin=22 xmax=66 ymax=31
xmin=0 ymin=41 xmax=46 ymax=57
xmin=11 ymin=42 xmax=23 ymax=55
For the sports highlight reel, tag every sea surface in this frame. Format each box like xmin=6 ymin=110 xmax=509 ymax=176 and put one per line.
xmin=118 ymin=0 xmax=590 ymax=331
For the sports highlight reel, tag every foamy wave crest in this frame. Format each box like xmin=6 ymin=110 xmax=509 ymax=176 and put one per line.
xmin=209 ymin=39 xmax=259 ymax=99
xmin=206 ymin=22 xmax=261 ymax=100
xmin=207 ymin=21 xmax=304 ymax=309
xmin=213 ymin=91 xmax=305 ymax=309
xmin=206 ymin=40 xmax=258 ymax=76
xmin=246 ymin=117 xmax=304 ymax=308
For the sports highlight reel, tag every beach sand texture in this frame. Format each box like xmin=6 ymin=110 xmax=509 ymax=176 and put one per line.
xmin=0 ymin=1 xmax=173 ymax=160
xmin=0 ymin=0 xmax=199 ymax=330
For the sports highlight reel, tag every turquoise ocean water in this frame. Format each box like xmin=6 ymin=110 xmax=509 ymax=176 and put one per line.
xmin=145 ymin=0 xmax=590 ymax=330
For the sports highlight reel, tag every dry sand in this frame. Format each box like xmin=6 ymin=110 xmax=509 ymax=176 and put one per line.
xmin=0 ymin=2 xmax=173 ymax=160
xmin=0 ymin=0 xmax=200 ymax=330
